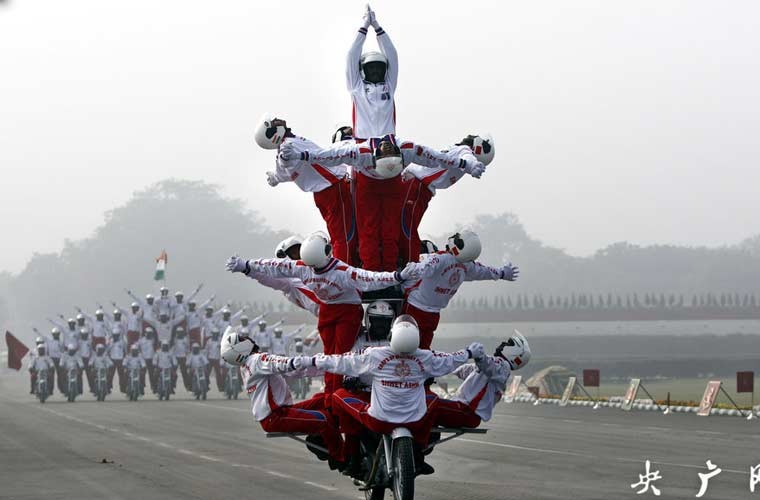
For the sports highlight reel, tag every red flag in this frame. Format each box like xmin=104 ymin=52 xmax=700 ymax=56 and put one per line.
xmin=5 ymin=331 xmax=29 ymax=371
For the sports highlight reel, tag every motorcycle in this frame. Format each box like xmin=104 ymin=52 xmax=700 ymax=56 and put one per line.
xmin=127 ymin=367 xmax=142 ymax=401
xmin=158 ymin=367 xmax=172 ymax=401
xmin=36 ymin=369 xmax=48 ymax=404
xmin=224 ymin=366 xmax=241 ymax=400
xmin=192 ymin=366 xmax=208 ymax=400
xmin=95 ymin=367 xmax=109 ymax=402
xmin=66 ymin=367 xmax=78 ymax=402
xmin=266 ymin=426 xmax=487 ymax=500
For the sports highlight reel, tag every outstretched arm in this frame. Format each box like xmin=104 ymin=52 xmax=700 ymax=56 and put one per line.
xmin=313 ymin=351 xmax=371 ymax=377
xmin=197 ymin=294 xmax=215 ymax=311
xmin=464 ymin=261 xmax=517 ymax=282
xmin=344 ymin=263 xmax=415 ymax=292
xmin=284 ymin=324 xmax=306 ymax=341
xmin=426 ymin=346 xmax=479 ymax=378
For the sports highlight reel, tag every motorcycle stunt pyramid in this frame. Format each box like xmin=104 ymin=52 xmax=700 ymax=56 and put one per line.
xmin=221 ymin=4 xmax=528 ymax=500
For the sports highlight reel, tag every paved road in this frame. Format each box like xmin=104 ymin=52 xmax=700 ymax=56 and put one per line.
xmin=0 ymin=373 xmax=757 ymax=500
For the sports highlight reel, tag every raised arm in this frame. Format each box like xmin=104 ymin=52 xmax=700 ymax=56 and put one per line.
xmin=229 ymin=307 xmax=246 ymax=323
xmin=47 ymin=317 xmax=67 ymax=331
xmin=187 ymin=283 xmax=203 ymax=302
xmin=346 ymin=8 xmax=371 ymax=91
xmin=246 ymin=258 xmax=311 ymax=282
xmin=125 ymin=289 xmax=146 ymax=308
xmin=372 ymin=16 xmax=398 ymax=91
xmin=197 ymin=294 xmax=215 ymax=311
xmin=284 ymin=324 xmax=306 ymax=341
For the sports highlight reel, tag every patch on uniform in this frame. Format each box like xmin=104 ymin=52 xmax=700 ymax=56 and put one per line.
xmin=394 ymin=360 xmax=412 ymax=379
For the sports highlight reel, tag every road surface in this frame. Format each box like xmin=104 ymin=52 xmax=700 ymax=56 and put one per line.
xmin=0 ymin=373 xmax=756 ymax=499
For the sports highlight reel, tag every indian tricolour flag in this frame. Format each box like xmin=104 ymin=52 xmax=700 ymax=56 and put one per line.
xmin=154 ymin=250 xmax=167 ymax=281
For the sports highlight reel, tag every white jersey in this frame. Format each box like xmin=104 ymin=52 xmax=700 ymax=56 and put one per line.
xmin=253 ymin=328 xmax=272 ymax=351
xmin=346 ymin=26 xmax=398 ymax=139
xmin=60 ymin=352 xmax=84 ymax=370
xmin=126 ymin=310 xmax=143 ymax=332
xmin=30 ymin=355 xmax=54 ymax=371
xmin=402 ymin=144 xmax=479 ymax=194
xmin=315 ymin=346 xmax=470 ymax=424
xmin=242 ymin=353 xmax=322 ymax=421
xmin=203 ymin=337 xmax=221 ymax=360
xmin=451 ymin=355 xmax=510 ymax=421
xmin=91 ymin=320 xmax=110 ymax=342
xmin=173 ymin=337 xmax=189 ymax=358
xmin=153 ymin=351 xmax=177 ymax=369
xmin=63 ymin=327 xmax=79 ymax=347
xmin=187 ymin=353 xmax=209 ymax=371
xmin=186 ymin=310 xmax=203 ymax=331
xmin=124 ymin=355 xmax=146 ymax=371
xmin=156 ymin=296 xmax=173 ymax=317
xmin=246 ymin=271 xmax=320 ymax=317
xmin=274 ymin=136 xmax=349 ymax=193
xmin=46 ymin=338 xmax=63 ymax=358
xmin=403 ymin=252 xmax=502 ymax=313
xmin=91 ymin=355 xmax=113 ymax=370
xmin=78 ymin=338 xmax=92 ymax=359
xmin=107 ymin=338 xmax=127 ymax=361
xmin=138 ymin=337 xmax=155 ymax=360
xmin=249 ymin=257 xmax=400 ymax=306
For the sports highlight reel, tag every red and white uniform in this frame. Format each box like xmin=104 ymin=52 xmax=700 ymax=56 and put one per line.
xmin=124 ymin=309 xmax=144 ymax=346
xmin=204 ymin=336 xmax=223 ymax=391
xmin=241 ymin=353 xmax=343 ymax=460
xmin=399 ymin=144 xmax=481 ymax=263
xmin=402 ymin=252 xmax=502 ymax=349
xmin=245 ymin=270 xmax=320 ymax=317
xmin=250 ymin=257 xmax=400 ymax=396
xmin=275 ymin=136 xmax=357 ymax=264
xmin=346 ymin=25 xmax=398 ymax=140
xmin=435 ymin=355 xmax=510 ymax=428
xmin=316 ymin=346 xmax=470 ymax=424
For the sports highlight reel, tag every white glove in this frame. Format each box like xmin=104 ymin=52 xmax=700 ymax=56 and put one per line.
xmin=464 ymin=161 xmax=486 ymax=179
xmin=501 ymin=263 xmax=519 ymax=281
xmin=397 ymin=262 xmax=420 ymax=282
xmin=278 ymin=142 xmax=299 ymax=162
xmin=362 ymin=5 xmax=372 ymax=28
xmin=368 ymin=6 xmax=378 ymax=29
xmin=467 ymin=342 xmax=485 ymax=360
xmin=225 ymin=255 xmax=248 ymax=274
xmin=401 ymin=167 xmax=415 ymax=182
xmin=290 ymin=355 xmax=313 ymax=371
xmin=266 ymin=171 xmax=279 ymax=187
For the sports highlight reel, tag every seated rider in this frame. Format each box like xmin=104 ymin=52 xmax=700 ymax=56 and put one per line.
xmin=435 ymin=331 xmax=531 ymax=429
xmin=220 ymin=327 xmax=346 ymax=469
xmin=300 ymin=315 xmax=484 ymax=476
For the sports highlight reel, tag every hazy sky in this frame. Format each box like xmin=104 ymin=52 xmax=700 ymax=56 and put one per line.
xmin=1 ymin=0 xmax=758 ymax=273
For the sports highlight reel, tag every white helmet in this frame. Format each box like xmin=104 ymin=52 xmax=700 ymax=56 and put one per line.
xmin=254 ymin=113 xmax=288 ymax=150
xmin=389 ymin=314 xmax=420 ymax=354
xmin=35 ymin=336 xmax=45 ymax=345
xmin=360 ymin=51 xmax=388 ymax=83
xmin=300 ymin=232 xmax=332 ymax=268
xmin=276 ymin=235 xmax=303 ymax=259
xmin=239 ymin=327 xmax=251 ymax=338
xmin=51 ymin=327 xmax=61 ymax=336
xmin=221 ymin=327 xmax=258 ymax=365
xmin=446 ymin=230 xmax=481 ymax=263
xmin=495 ymin=330 xmax=531 ymax=370
xmin=95 ymin=309 xmax=104 ymax=317
xmin=365 ymin=300 xmax=395 ymax=341
xmin=472 ymin=134 xmax=495 ymax=166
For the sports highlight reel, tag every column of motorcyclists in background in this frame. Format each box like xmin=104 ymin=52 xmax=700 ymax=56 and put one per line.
xmin=27 ymin=285 xmax=318 ymax=401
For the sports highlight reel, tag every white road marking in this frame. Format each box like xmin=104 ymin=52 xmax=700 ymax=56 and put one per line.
xmin=458 ymin=438 xmax=748 ymax=475
xmin=561 ymin=419 xmax=581 ymax=424
xmin=304 ymin=481 xmax=337 ymax=491
xmin=33 ymin=405 xmax=347 ymax=494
